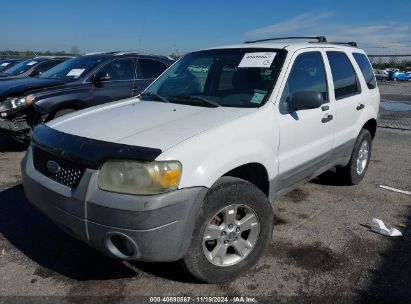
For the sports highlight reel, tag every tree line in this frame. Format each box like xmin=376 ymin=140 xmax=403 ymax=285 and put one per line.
xmin=0 ymin=50 xmax=78 ymax=58
xmin=369 ymin=56 xmax=411 ymax=70
xmin=0 ymin=49 xmax=181 ymax=60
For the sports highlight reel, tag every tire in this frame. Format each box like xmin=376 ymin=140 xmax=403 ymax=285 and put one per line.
xmin=53 ymin=108 xmax=77 ymax=119
xmin=336 ymin=129 xmax=372 ymax=185
xmin=182 ymin=176 xmax=274 ymax=283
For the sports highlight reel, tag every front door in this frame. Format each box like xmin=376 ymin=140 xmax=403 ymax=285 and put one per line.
xmin=90 ymin=58 xmax=136 ymax=106
xmin=276 ymin=50 xmax=335 ymax=192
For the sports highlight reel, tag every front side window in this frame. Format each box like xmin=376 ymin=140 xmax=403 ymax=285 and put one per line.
xmin=352 ymin=53 xmax=376 ymax=90
xmin=97 ymin=59 xmax=136 ymax=81
xmin=39 ymin=55 xmax=107 ymax=81
xmin=280 ymin=52 xmax=328 ymax=113
xmin=141 ymin=48 xmax=287 ymax=108
xmin=139 ymin=59 xmax=168 ymax=79
xmin=327 ymin=51 xmax=361 ymax=100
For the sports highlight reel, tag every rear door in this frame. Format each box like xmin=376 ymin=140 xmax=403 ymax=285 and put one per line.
xmin=324 ymin=51 xmax=363 ymax=156
xmin=89 ymin=58 xmax=136 ymax=105
xmin=276 ymin=49 xmax=335 ymax=191
xmin=134 ymin=58 xmax=169 ymax=95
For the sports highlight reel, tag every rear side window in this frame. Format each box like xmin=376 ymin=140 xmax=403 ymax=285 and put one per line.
xmin=353 ymin=53 xmax=377 ymax=89
xmin=280 ymin=52 xmax=328 ymax=113
xmin=327 ymin=51 xmax=360 ymax=100
xmin=139 ymin=59 xmax=168 ymax=79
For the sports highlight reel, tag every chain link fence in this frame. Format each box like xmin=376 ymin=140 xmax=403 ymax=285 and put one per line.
xmin=369 ymin=55 xmax=411 ymax=130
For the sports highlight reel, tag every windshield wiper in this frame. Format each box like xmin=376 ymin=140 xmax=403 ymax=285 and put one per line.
xmin=170 ymin=95 xmax=220 ymax=107
xmin=140 ymin=92 xmax=170 ymax=103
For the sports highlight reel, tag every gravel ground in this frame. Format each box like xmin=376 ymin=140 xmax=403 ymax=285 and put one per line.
xmin=0 ymin=128 xmax=410 ymax=303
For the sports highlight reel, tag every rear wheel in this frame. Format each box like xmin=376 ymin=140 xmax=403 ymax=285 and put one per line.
xmin=182 ymin=177 xmax=274 ymax=283
xmin=336 ymin=129 xmax=372 ymax=185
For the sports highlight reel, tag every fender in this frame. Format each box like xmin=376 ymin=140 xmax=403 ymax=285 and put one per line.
xmin=354 ymin=90 xmax=379 ymax=138
xmin=32 ymin=85 xmax=92 ymax=113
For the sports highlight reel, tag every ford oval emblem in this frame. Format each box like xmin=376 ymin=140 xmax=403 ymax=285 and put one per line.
xmin=46 ymin=160 xmax=61 ymax=174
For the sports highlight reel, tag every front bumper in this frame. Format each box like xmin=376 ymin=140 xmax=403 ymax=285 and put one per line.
xmin=21 ymin=147 xmax=208 ymax=261
xmin=0 ymin=116 xmax=30 ymax=133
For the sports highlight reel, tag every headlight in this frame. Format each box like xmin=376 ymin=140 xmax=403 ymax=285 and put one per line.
xmin=98 ymin=160 xmax=182 ymax=195
xmin=4 ymin=94 xmax=35 ymax=109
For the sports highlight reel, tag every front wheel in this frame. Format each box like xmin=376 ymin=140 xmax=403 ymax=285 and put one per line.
xmin=53 ymin=108 xmax=77 ymax=119
xmin=336 ymin=129 xmax=372 ymax=185
xmin=182 ymin=177 xmax=274 ymax=283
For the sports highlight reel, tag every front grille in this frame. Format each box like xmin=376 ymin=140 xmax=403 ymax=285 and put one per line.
xmin=32 ymin=146 xmax=87 ymax=188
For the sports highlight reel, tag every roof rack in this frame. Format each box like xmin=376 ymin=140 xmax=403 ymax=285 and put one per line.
xmin=327 ymin=42 xmax=358 ymax=47
xmin=114 ymin=51 xmax=141 ymax=56
xmin=84 ymin=51 xmax=121 ymax=56
xmin=244 ymin=36 xmax=327 ymax=44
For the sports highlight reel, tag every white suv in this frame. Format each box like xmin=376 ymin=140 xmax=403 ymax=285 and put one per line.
xmin=22 ymin=37 xmax=379 ymax=283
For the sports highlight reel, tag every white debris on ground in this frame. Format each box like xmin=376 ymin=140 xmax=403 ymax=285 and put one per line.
xmin=371 ymin=218 xmax=403 ymax=237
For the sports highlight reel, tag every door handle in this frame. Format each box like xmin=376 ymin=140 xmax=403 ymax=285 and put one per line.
xmin=132 ymin=88 xmax=141 ymax=92
xmin=356 ymin=103 xmax=365 ymax=111
xmin=321 ymin=105 xmax=329 ymax=111
xmin=322 ymin=114 xmax=333 ymax=123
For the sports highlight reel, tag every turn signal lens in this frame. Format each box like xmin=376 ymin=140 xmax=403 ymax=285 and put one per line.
xmin=25 ymin=95 xmax=35 ymax=105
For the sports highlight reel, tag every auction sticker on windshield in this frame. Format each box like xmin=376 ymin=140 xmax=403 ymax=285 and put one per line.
xmin=238 ymin=52 xmax=276 ymax=68
xmin=250 ymin=89 xmax=267 ymax=104
xmin=66 ymin=68 xmax=85 ymax=77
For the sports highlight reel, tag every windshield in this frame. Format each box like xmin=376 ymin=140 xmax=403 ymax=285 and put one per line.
xmin=141 ymin=48 xmax=286 ymax=108
xmin=0 ymin=60 xmax=17 ymax=72
xmin=39 ymin=55 xmax=106 ymax=81
xmin=2 ymin=58 xmax=40 ymax=74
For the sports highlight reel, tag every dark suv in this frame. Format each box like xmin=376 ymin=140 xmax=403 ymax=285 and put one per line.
xmin=0 ymin=52 xmax=173 ymax=142
xmin=0 ymin=57 xmax=72 ymax=80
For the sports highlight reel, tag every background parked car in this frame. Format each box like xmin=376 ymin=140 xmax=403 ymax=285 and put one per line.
xmin=0 ymin=51 xmax=173 ymax=142
xmin=0 ymin=58 xmax=24 ymax=72
xmin=389 ymin=71 xmax=411 ymax=81
xmin=0 ymin=56 xmax=72 ymax=80
xmin=373 ymin=69 xmax=389 ymax=82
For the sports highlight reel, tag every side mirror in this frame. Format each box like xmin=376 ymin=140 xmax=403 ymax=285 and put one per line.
xmin=289 ymin=91 xmax=323 ymax=112
xmin=29 ymin=70 xmax=41 ymax=77
xmin=93 ymin=72 xmax=111 ymax=83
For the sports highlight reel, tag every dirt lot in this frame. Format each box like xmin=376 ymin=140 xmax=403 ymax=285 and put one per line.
xmin=0 ymin=128 xmax=410 ymax=302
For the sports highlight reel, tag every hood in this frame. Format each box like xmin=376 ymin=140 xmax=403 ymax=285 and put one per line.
xmin=0 ymin=78 xmax=67 ymax=99
xmin=48 ymin=99 xmax=256 ymax=151
xmin=0 ymin=72 xmax=21 ymax=80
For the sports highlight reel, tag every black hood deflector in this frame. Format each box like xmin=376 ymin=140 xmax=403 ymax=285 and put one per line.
xmin=31 ymin=125 xmax=162 ymax=169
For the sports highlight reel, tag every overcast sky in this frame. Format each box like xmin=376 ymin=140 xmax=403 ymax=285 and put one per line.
xmin=1 ymin=0 xmax=410 ymax=54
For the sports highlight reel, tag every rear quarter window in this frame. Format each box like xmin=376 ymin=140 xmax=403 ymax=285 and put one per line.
xmin=352 ymin=53 xmax=377 ymax=90
xmin=139 ymin=59 xmax=168 ymax=79
xmin=327 ymin=51 xmax=361 ymax=100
